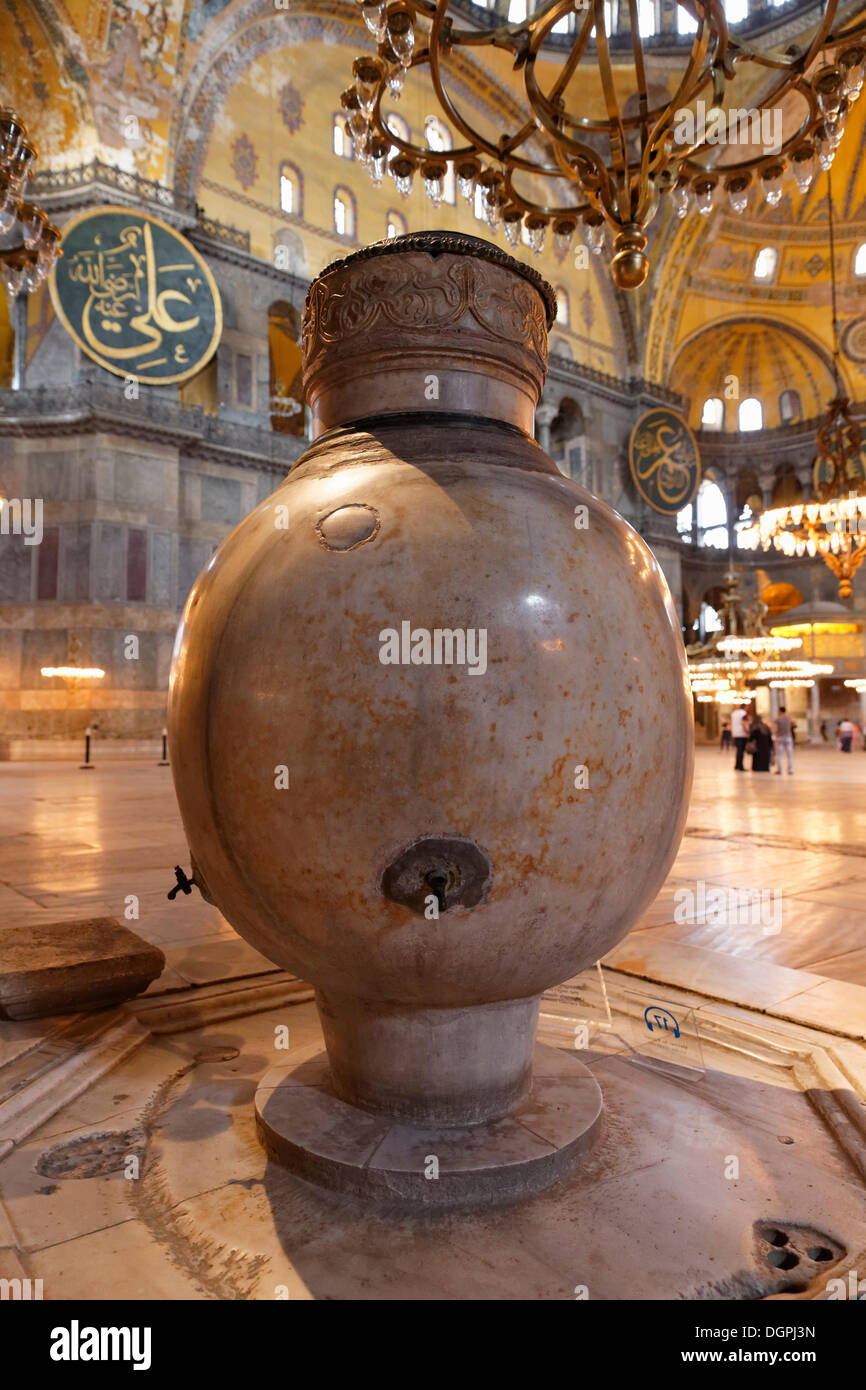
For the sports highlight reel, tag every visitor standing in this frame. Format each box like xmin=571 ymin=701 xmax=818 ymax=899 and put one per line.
xmin=839 ymin=717 xmax=855 ymax=753
xmin=750 ymin=716 xmax=774 ymax=772
xmin=720 ymin=718 xmax=731 ymax=752
xmin=731 ymin=704 xmax=749 ymax=771
xmin=773 ymin=706 xmax=795 ymax=776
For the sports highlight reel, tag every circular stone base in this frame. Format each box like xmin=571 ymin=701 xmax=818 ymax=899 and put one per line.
xmin=255 ymin=1041 xmax=603 ymax=1209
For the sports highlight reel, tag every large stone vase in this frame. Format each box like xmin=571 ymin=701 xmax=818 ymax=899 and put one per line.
xmin=168 ymin=232 xmax=693 ymax=1205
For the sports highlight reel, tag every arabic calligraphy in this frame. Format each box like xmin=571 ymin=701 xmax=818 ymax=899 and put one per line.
xmin=50 ymin=207 xmax=221 ymax=386
xmin=629 ymin=409 xmax=700 ymax=515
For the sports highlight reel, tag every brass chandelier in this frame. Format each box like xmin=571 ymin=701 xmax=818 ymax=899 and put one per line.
xmin=687 ymin=572 xmax=833 ymax=704
xmin=738 ymin=173 xmax=866 ymax=599
xmin=0 ymin=106 xmax=62 ymax=296
xmin=341 ymin=0 xmax=866 ymax=287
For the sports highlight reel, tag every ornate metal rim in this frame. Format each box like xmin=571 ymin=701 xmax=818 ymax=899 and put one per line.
xmin=306 ymin=230 xmax=558 ymax=328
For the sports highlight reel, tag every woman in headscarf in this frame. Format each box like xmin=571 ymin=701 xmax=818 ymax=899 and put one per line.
xmin=750 ymin=715 xmax=774 ymax=772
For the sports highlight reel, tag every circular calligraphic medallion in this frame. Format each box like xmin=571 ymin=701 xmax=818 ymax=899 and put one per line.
xmin=629 ymin=407 xmax=701 ymax=515
xmin=49 ymin=205 xmax=222 ymax=386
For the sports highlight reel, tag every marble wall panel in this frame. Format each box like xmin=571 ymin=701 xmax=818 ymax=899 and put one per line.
xmin=59 ymin=524 xmax=92 ymax=602
xmin=94 ymin=524 xmax=125 ymax=602
xmin=0 ymin=536 xmax=33 ymax=602
xmin=151 ymin=531 xmax=173 ymax=608
xmin=201 ymin=475 xmax=241 ymax=524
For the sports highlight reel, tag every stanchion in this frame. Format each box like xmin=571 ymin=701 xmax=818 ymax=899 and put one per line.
xmin=79 ymin=725 xmax=95 ymax=770
xmin=158 ymin=726 xmax=169 ymax=766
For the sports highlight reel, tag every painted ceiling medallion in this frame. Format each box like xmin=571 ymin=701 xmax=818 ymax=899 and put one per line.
xmin=840 ymin=315 xmax=866 ymax=365
xmin=230 ymin=133 xmax=258 ymax=190
xmin=278 ymin=79 xmax=305 ymax=133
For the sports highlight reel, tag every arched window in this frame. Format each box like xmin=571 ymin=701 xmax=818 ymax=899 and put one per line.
xmin=753 ymin=246 xmax=777 ymax=280
xmin=724 ymin=0 xmax=748 ymax=21
xmin=779 ymin=388 xmax=802 ymax=423
xmin=676 ymin=502 xmax=693 ymax=540
xmin=424 ymin=115 xmax=455 ymax=203
xmin=279 ymin=162 xmax=301 ymax=216
xmin=474 ymin=183 xmax=486 ymax=222
xmin=738 ymin=397 xmax=763 ymax=431
xmin=334 ymin=187 xmax=356 ymax=238
xmin=333 ymin=114 xmax=352 ymax=160
xmin=855 ymin=241 xmax=866 ymax=276
xmin=507 ymin=0 xmax=527 ymax=20
xmin=386 ymin=210 xmax=407 ymax=239
xmin=701 ymin=396 xmax=724 ymax=429
xmin=555 ymin=287 xmax=569 ymax=327
xmin=637 ymin=0 xmax=656 ymax=36
xmin=677 ymin=5 xmax=698 ymax=32
xmin=696 ymin=478 xmax=728 ymax=549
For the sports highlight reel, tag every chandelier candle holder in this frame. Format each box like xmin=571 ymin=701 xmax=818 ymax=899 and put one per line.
xmin=168 ymin=231 xmax=693 ymax=1208
xmin=341 ymin=0 xmax=866 ymax=287
xmin=0 ymin=107 xmax=62 ymax=298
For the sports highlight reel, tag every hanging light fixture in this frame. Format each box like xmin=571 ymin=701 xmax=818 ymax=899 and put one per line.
xmin=339 ymin=2 xmax=866 ymax=289
xmin=0 ymin=107 xmax=62 ymax=298
xmin=738 ymin=173 xmax=866 ymax=599
xmin=686 ymin=570 xmax=833 ymax=702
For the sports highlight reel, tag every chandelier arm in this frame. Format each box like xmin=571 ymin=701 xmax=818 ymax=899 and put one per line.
xmin=679 ymin=78 xmax=820 ymax=176
xmin=826 ymin=13 xmax=866 ymax=44
xmin=420 ymin=8 xmax=574 ymax=174
xmin=593 ymin=1 xmax=631 ymax=221
xmin=500 ymin=164 xmax=590 ymax=220
xmin=422 ymin=30 xmax=545 ymax=168
xmin=521 ymin=55 xmax=619 ymax=211
xmin=724 ymin=0 xmax=838 ymax=92
xmin=639 ymin=24 xmax=715 ymax=193
xmin=437 ymin=0 xmax=570 ymax=48
xmin=542 ymin=1 xmax=599 ymax=100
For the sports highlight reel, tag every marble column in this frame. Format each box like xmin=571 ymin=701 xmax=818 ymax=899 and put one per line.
xmin=810 ymin=681 xmax=821 ymax=744
xmin=534 ymin=401 xmax=558 ymax=454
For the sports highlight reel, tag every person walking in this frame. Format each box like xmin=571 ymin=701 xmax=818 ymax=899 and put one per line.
xmin=731 ymin=704 xmax=749 ymax=771
xmin=750 ymin=715 xmax=774 ymax=772
xmin=720 ymin=718 xmax=731 ymax=752
xmin=839 ymin=717 xmax=855 ymax=753
xmin=773 ymin=705 xmax=795 ymax=776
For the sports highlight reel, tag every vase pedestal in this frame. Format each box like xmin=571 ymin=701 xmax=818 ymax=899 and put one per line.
xmin=255 ymin=1040 xmax=603 ymax=1209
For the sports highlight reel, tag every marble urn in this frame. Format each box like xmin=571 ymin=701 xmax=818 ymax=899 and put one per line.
xmin=168 ymin=232 xmax=693 ymax=1201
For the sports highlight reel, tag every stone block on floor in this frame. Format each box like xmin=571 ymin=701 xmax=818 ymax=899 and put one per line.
xmin=0 ymin=917 xmax=165 ymax=1021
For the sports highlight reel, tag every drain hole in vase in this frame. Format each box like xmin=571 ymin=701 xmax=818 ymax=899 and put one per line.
xmin=763 ymin=1228 xmax=789 ymax=1247
xmin=806 ymin=1246 xmax=834 ymax=1262
xmin=767 ymin=1250 xmax=799 ymax=1270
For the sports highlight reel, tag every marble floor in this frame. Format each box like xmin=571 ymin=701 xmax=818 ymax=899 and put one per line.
xmin=0 ymin=744 xmax=862 ymax=987
xmin=2 ymin=746 xmax=865 ymax=1302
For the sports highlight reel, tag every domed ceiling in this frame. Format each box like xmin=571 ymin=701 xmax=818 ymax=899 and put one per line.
xmin=673 ymin=318 xmax=840 ymax=432
xmin=646 ymin=76 xmax=866 ymax=415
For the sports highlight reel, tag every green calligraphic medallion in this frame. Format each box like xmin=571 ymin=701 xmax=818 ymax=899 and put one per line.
xmin=49 ymin=206 xmax=222 ymax=386
xmin=629 ymin=407 xmax=701 ymax=515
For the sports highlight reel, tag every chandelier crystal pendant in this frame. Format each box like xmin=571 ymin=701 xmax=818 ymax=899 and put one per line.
xmin=0 ymin=107 xmax=62 ymax=298
xmin=738 ymin=174 xmax=866 ymax=599
xmin=341 ymin=0 xmax=866 ymax=288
